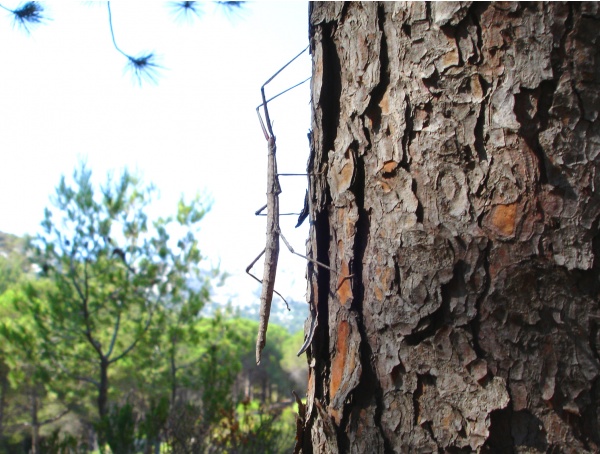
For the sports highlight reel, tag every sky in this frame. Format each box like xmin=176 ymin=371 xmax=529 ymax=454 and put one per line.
xmin=0 ymin=2 xmax=312 ymax=313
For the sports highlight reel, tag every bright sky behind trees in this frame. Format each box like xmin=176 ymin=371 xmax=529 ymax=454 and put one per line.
xmin=0 ymin=2 xmax=311 ymax=311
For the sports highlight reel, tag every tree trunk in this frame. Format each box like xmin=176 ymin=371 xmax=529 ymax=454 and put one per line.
xmin=170 ymin=341 xmax=178 ymax=405
xmin=299 ymin=2 xmax=600 ymax=452
xmin=98 ymin=358 xmax=109 ymax=420
xmin=29 ymin=389 xmax=39 ymax=454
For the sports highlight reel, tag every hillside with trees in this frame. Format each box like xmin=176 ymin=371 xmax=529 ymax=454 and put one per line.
xmin=0 ymin=166 xmax=305 ymax=453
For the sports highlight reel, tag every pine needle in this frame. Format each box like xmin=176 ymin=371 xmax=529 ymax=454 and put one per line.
xmin=0 ymin=1 xmax=47 ymax=34
xmin=168 ymin=1 xmax=204 ymax=24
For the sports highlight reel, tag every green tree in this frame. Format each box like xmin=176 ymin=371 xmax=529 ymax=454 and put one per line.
xmin=195 ymin=314 xmax=245 ymax=425
xmin=163 ymin=266 xmax=214 ymax=407
xmin=29 ymin=163 xmax=212 ymax=428
xmin=0 ymin=280 xmax=72 ymax=454
xmin=280 ymin=329 xmax=308 ymax=393
xmin=0 ymin=232 xmax=28 ymax=295
xmin=0 ymin=233 xmax=36 ymax=451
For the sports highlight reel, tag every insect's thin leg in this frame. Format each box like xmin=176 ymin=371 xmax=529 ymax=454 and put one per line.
xmin=254 ymin=204 xmax=267 ymax=216
xmin=246 ymin=249 xmax=291 ymax=311
xmin=278 ymin=229 xmax=354 ymax=284
xmin=246 ymin=249 xmax=265 ymax=277
xmin=256 ymin=212 xmax=301 ymax=216
xmin=296 ymin=312 xmax=317 ymax=356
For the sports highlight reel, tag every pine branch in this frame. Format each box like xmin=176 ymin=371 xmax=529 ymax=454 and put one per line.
xmin=215 ymin=1 xmax=246 ymax=21
xmin=107 ymin=2 xmax=162 ymax=85
xmin=0 ymin=1 xmax=47 ymax=34
xmin=168 ymin=1 xmax=204 ymax=24
xmin=2 ymin=1 xmax=247 ymax=84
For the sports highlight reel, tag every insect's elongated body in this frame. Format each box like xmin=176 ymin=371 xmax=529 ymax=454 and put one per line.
xmin=247 ymin=46 xmax=349 ymax=365
xmin=256 ymin=136 xmax=280 ymax=364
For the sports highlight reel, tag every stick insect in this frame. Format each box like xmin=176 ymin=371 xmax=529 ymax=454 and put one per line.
xmin=247 ymin=47 xmax=341 ymax=365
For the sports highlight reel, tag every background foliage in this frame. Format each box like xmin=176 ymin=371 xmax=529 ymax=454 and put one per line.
xmin=0 ymin=165 xmax=307 ymax=453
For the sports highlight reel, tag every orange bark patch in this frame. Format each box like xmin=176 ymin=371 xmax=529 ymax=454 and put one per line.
xmin=442 ymin=412 xmax=454 ymax=430
xmin=379 ymin=88 xmax=390 ymax=115
xmin=374 ymin=284 xmax=383 ymax=302
xmin=383 ymin=160 xmax=397 ymax=174
xmin=307 ymin=368 xmax=315 ymax=397
xmin=337 ymin=260 xmax=352 ymax=305
xmin=306 ymin=366 xmax=315 ymax=419
xmin=337 ymin=149 xmax=355 ymax=192
xmin=329 ymin=320 xmax=350 ymax=401
xmin=374 ymin=266 xmax=392 ymax=302
xmin=381 ymin=267 xmax=392 ymax=292
xmin=491 ymin=203 xmax=518 ymax=236
xmin=378 ymin=180 xmax=392 ymax=193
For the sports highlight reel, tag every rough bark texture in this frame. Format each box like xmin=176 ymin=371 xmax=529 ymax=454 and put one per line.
xmin=300 ymin=2 xmax=600 ymax=452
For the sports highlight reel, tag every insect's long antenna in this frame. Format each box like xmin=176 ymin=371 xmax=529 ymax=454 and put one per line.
xmin=256 ymin=46 xmax=309 ymax=140
xmin=257 ymin=77 xmax=311 ymax=110
xmin=256 ymin=76 xmax=310 ymax=140
xmin=263 ymin=45 xmax=309 ymax=89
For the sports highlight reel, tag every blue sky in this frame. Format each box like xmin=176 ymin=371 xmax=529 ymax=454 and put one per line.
xmin=0 ymin=2 xmax=312 ymax=311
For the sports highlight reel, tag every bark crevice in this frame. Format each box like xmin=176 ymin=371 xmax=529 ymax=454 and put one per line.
xmin=484 ymin=407 xmax=516 ymax=452
xmin=469 ymin=2 xmax=489 ymax=65
xmin=401 ymin=94 xmax=414 ymax=169
xmin=363 ymin=3 xmax=390 ymax=136
xmin=314 ymin=209 xmax=331 ymax=396
xmin=469 ymin=239 xmax=491 ymax=361
xmin=319 ymin=22 xmax=342 ymax=174
xmin=473 ymin=84 xmax=489 ymax=163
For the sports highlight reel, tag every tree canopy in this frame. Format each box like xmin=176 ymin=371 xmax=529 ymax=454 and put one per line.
xmin=0 ymin=164 xmax=305 ymax=453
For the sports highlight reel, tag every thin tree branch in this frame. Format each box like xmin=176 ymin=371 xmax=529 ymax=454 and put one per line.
xmin=9 ymin=407 xmax=69 ymax=430
xmin=54 ymin=360 xmax=100 ymax=388
xmin=84 ymin=258 xmax=89 ymax=309
xmin=38 ymin=408 xmax=70 ymax=427
xmin=68 ymin=253 xmax=103 ymax=358
xmin=108 ymin=308 xmax=153 ymax=364
xmin=106 ymin=2 xmax=127 ymax=58
xmin=105 ymin=308 xmax=121 ymax=359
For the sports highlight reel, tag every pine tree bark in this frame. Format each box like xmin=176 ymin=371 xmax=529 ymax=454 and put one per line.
xmin=299 ymin=2 xmax=600 ymax=452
